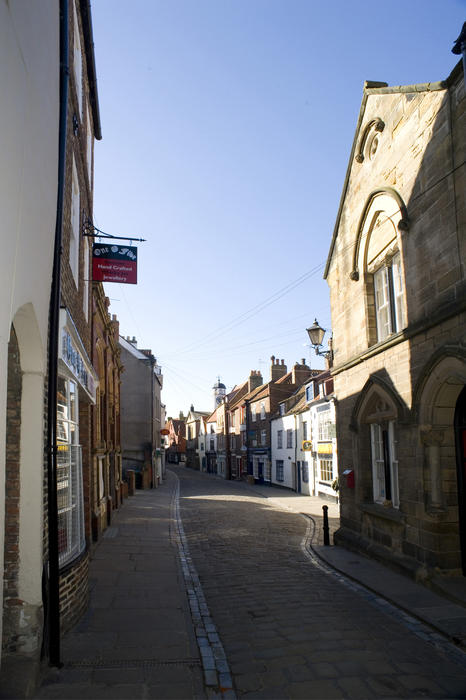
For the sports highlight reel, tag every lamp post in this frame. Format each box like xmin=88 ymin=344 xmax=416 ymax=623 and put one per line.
xmin=452 ymin=22 xmax=466 ymax=92
xmin=306 ymin=319 xmax=333 ymax=363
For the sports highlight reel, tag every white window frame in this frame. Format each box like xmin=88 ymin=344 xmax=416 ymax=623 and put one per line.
xmin=57 ymin=377 xmax=85 ymax=568
xmin=302 ymin=421 xmax=308 ymax=441
xmin=260 ymin=401 xmax=266 ymax=420
xmin=318 ymin=457 xmax=333 ymax=483
xmin=276 ymin=460 xmax=284 ymax=482
xmin=286 ymin=429 xmax=293 ymax=448
xmin=70 ymin=158 xmax=80 ymax=285
xmin=277 ymin=430 xmax=283 ymax=449
xmin=370 ymin=421 xmax=399 ymax=508
xmin=251 ymin=403 xmax=257 ymax=422
xmin=260 ymin=429 xmax=267 ymax=446
xmin=374 ymin=252 xmax=405 ymax=342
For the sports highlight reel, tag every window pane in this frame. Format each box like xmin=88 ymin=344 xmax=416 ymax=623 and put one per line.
xmin=391 ymin=253 xmax=405 ymax=332
xmin=374 ymin=266 xmax=391 ymax=340
xmin=319 ymin=458 xmax=333 ymax=482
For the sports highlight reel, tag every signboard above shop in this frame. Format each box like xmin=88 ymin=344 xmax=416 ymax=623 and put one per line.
xmin=92 ymin=243 xmax=137 ymax=284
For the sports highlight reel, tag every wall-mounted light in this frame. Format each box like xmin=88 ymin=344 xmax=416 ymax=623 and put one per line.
xmin=306 ymin=319 xmax=333 ymax=361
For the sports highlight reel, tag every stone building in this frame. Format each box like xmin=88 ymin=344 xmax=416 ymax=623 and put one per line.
xmin=119 ymin=336 xmax=164 ymax=489
xmin=325 ymin=61 xmax=466 ymax=577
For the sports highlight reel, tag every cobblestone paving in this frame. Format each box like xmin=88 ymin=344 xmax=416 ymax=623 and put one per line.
xmin=176 ymin=467 xmax=466 ymax=699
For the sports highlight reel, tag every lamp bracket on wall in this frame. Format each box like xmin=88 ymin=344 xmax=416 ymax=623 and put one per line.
xmin=82 ymin=217 xmax=146 ymax=243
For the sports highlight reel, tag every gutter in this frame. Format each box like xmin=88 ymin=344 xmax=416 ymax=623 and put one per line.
xmin=80 ymin=0 xmax=102 ymax=140
xmin=46 ymin=0 xmax=69 ymax=667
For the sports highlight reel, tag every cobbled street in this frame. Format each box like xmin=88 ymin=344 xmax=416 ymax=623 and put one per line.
xmin=176 ymin=466 xmax=466 ymax=699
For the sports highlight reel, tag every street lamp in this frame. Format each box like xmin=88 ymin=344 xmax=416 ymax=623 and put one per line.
xmin=306 ymin=319 xmax=333 ymax=361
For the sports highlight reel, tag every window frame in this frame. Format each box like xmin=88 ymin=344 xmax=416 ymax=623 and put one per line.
xmin=275 ymin=460 xmax=284 ymax=482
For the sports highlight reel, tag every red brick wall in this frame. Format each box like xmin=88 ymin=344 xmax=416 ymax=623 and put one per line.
xmin=59 ymin=551 xmax=89 ymax=634
xmin=2 ymin=326 xmax=21 ymax=653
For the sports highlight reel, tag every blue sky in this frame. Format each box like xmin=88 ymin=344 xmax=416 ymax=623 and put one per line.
xmin=92 ymin=0 xmax=465 ymax=418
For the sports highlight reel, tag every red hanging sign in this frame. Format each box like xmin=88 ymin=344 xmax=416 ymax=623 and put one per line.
xmin=92 ymin=243 xmax=137 ymax=284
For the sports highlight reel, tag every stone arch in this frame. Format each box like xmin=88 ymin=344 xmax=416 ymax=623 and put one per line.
xmin=350 ymin=375 xmax=407 ymax=508
xmin=350 ymin=187 xmax=409 ymax=281
xmin=414 ymin=349 xmax=466 ymax=526
xmin=351 ymin=373 xmax=407 ymax=431
xmin=415 ymin=347 xmax=466 ymax=428
xmin=3 ymin=303 xmax=45 ymax=660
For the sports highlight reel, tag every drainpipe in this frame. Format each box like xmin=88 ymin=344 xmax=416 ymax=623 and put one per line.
xmin=294 ymin=413 xmax=298 ymax=492
xmin=46 ymin=0 xmax=69 ymax=667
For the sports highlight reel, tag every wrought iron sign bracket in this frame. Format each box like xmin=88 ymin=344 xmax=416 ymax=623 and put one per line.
xmin=82 ymin=217 xmax=146 ymax=243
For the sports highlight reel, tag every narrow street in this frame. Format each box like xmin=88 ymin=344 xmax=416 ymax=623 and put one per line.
xmin=177 ymin=466 xmax=466 ymax=699
xmin=34 ymin=467 xmax=466 ymax=699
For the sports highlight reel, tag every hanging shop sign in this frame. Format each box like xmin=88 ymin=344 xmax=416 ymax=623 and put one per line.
xmin=317 ymin=443 xmax=333 ymax=454
xmin=92 ymin=243 xmax=137 ymax=284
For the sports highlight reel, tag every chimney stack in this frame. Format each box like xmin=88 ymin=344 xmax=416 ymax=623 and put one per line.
xmin=271 ymin=356 xmax=287 ymax=382
xmin=248 ymin=370 xmax=263 ymax=393
xmin=291 ymin=359 xmax=312 ymax=386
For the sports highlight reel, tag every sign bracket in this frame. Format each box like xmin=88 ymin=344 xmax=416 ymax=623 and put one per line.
xmin=83 ymin=218 xmax=146 ymax=243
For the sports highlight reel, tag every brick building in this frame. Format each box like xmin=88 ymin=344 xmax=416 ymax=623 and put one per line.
xmin=0 ymin=1 xmax=105 ymax=693
xmin=165 ymin=416 xmax=187 ymax=464
xmin=55 ymin=0 xmax=101 ymax=637
xmin=246 ymin=357 xmax=312 ymax=482
xmin=227 ymin=373 xmax=262 ymax=479
xmin=91 ymin=287 xmax=123 ymax=541
xmin=325 ymin=61 xmax=466 ymax=577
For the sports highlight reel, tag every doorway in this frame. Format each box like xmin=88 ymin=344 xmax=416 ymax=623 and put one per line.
xmin=455 ymin=385 xmax=466 ymax=576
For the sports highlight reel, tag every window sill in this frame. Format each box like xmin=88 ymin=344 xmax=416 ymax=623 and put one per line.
xmin=360 ymin=502 xmax=404 ymax=524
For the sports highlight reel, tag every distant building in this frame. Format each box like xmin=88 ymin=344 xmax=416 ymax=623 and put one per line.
xmin=165 ymin=415 xmax=187 ymax=464
xmin=119 ymin=337 xmax=164 ymax=488
xmin=185 ymin=405 xmax=211 ymax=470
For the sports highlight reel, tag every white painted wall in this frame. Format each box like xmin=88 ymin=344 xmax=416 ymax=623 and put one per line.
xmin=0 ymin=0 xmax=59 ymax=657
xmin=271 ymin=414 xmax=295 ymax=489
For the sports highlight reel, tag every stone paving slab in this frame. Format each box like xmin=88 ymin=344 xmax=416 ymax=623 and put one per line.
xmin=34 ymin=473 xmax=206 ymax=700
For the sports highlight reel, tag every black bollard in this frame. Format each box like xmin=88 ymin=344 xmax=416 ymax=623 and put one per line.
xmin=322 ymin=505 xmax=330 ymax=546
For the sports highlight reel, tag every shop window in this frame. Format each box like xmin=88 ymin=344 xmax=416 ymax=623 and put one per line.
xmin=319 ymin=457 xmax=333 ymax=483
xmin=57 ymin=376 xmax=85 ymax=568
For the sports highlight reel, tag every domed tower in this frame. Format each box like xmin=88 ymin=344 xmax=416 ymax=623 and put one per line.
xmin=213 ymin=377 xmax=226 ymax=409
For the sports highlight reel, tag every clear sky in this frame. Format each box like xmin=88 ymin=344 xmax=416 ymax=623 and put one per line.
xmin=91 ymin=0 xmax=465 ymax=419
